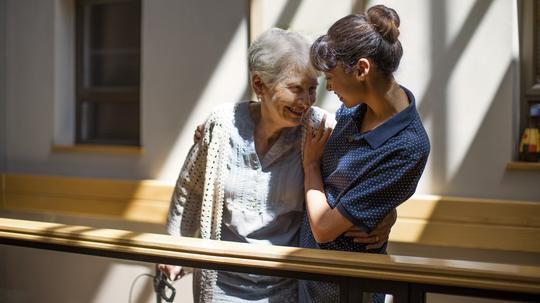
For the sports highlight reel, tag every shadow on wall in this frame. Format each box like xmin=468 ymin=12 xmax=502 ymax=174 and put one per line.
xmin=0 ymin=3 xmax=310 ymax=302
xmin=446 ymin=63 xmax=521 ymax=198
xmin=143 ymin=0 xmax=248 ymax=180
xmin=417 ymin=0 xmax=495 ymax=194
xmin=415 ymin=0 xmax=540 ymax=253
xmin=416 ymin=0 xmax=540 ymax=201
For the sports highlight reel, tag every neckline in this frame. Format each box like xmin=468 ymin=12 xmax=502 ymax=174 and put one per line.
xmin=240 ymin=101 xmax=299 ymax=169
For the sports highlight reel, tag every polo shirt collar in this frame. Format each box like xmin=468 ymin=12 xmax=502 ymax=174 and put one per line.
xmin=353 ymin=86 xmax=417 ymax=149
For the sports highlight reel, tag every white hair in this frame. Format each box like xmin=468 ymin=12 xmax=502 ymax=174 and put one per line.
xmin=248 ymin=28 xmax=319 ymax=88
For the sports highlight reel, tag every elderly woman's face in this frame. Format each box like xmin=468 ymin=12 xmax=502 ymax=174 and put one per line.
xmin=263 ymin=70 xmax=318 ymax=127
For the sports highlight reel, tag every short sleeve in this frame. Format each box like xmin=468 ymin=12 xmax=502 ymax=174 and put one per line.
xmin=335 ymin=153 xmax=425 ymax=233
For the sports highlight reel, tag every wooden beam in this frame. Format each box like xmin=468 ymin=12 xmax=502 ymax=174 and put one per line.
xmin=392 ymin=218 xmax=540 ymax=253
xmin=51 ymin=144 xmax=144 ymax=155
xmin=506 ymin=161 xmax=540 ymax=171
xmin=397 ymin=194 xmax=540 ymax=227
xmin=4 ymin=174 xmax=172 ymax=201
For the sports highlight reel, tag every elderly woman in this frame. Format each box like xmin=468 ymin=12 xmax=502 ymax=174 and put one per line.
xmin=160 ymin=28 xmax=394 ymax=303
xmin=301 ymin=5 xmax=430 ymax=303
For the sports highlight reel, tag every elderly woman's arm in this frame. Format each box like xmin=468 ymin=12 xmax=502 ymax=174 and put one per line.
xmin=160 ymin=121 xmax=212 ymax=281
xmin=166 ymin=139 xmax=207 ymax=238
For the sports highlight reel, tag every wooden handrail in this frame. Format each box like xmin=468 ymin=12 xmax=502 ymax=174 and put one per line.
xmin=1 ymin=217 xmax=539 ymax=300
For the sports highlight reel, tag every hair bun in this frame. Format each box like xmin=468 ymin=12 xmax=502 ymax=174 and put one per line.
xmin=367 ymin=5 xmax=400 ymax=43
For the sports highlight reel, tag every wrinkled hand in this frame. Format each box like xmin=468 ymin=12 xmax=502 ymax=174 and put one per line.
xmin=193 ymin=124 xmax=204 ymax=144
xmin=157 ymin=264 xmax=185 ymax=281
xmin=303 ymin=114 xmax=333 ymax=168
xmin=344 ymin=209 xmax=397 ymax=249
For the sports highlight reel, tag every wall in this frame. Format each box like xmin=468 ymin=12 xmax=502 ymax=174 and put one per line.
xmin=1 ymin=0 xmax=539 ymax=303
xmin=1 ymin=0 xmax=245 ymax=302
xmin=267 ymin=0 xmax=540 ymax=201
xmin=387 ymin=0 xmax=539 ymax=201
xmin=4 ymin=0 xmax=248 ymax=180
xmin=0 ymin=0 xmax=6 ymax=173
xmin=4 ymin=0 xmax=538 ymax=199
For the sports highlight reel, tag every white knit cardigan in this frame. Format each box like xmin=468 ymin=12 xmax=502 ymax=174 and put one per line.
xmin=166 ymin=103 xmax=330 ymax=303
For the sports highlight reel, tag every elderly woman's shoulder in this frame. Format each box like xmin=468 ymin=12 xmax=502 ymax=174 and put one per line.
xmin=204 ymin=102 xmax=239 ymax=126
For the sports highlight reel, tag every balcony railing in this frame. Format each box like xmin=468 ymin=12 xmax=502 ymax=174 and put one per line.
xmin=1 ymin=217 xmax=539 ymax=303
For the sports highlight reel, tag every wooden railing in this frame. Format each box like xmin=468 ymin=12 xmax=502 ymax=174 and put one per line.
xmin=1 ymin=218 xmax=539 ymax=303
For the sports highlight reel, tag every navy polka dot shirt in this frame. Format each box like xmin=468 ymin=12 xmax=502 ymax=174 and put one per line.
xmin=299 ymin=86 xmax=430 ymax=303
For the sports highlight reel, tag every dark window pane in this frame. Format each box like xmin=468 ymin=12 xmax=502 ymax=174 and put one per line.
xmin=89 ymin=50 xmax=140 ymax=86
xmin=88 ymin=2 xmax=140 ymax=50
xmin=80 ymin=101 xmax=140 ymax=145
xmin=82 ymin=1 xmax=141 ymax=87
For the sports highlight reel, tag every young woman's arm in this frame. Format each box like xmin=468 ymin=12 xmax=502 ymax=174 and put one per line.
xmin=303 ymin=117 xmax=420 ymax=244
xmin=303 ymin=115 xmax=352 ymax=243
xmin=304 ymin=160 xmax=353 ymax=243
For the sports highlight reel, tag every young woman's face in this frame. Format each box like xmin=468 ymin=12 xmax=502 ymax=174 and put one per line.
xmin=262 ymin=70 xmax=318 ymax=127
xmin=324 ymin=64 xmax=360 ymax=108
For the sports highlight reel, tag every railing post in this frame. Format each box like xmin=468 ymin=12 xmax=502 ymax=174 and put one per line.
xmin=408 ymin=284 xmax=426 ymax=303
xmin=342 ymin=277 xmax=366 ymax=303
xmin=340 ymin=277 xmax=349 ymax=302
xmin=342 ymin=278 xmax=412 ymax=303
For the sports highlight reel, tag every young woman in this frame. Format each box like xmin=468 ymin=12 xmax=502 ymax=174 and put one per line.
xmin=301 ymin=5 xmax=430 ymax=303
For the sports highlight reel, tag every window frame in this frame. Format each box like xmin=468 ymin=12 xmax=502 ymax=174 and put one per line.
xmin=74 ymin=0 xmax=142 ymax=146
xmin=519 ymin=0 xmax=540 ymax=143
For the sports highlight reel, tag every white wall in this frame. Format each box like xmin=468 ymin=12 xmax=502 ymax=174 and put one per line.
xmin=1 ymin=0 xmax=246 ymax=302
xmin=4 ymin=0 xmax=538 ymax=200
xmin=251 ymin=0 xmax=540 ymax=201
xmin=140 ymin=0 xmax=248 ymax=180
xmin=5 ymin=0 xmax=248 ymax=180
xmin=383 ymin=0 xmax=540 ymax=201
xmin=1 ymin=0 xmax=539 ymax=303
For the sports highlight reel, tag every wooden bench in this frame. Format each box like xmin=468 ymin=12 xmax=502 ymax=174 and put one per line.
xmin=1 ymin=173 xmax=540 ymax=253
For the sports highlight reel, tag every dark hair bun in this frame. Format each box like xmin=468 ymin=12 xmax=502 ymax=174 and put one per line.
xmin=367 ymin=5 xmax=400 ymax=43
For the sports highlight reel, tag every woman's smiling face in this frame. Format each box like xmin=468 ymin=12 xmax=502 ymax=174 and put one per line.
xmin=324 ymin=64 xmax=360 ymax=108
xmin=262 ymin=70 xmax=318 ymax=127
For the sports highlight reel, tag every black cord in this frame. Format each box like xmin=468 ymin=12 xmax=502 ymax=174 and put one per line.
xmin=128 ymin=273 xmax=154 ymax=303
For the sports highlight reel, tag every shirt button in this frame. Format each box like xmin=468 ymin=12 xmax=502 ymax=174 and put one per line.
xmin=347 ymin=136 xmax=354 ymax=143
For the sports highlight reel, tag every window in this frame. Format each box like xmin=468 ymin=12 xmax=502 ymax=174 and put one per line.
xmin=75 ymin=0 xmax=141 ymax=146
xmin=519 ymin=0 xmax=540 ymax=161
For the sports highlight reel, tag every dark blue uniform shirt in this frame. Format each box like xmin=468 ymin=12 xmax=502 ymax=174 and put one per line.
xmin=299 ymin=86 xmax=430 ymax=303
